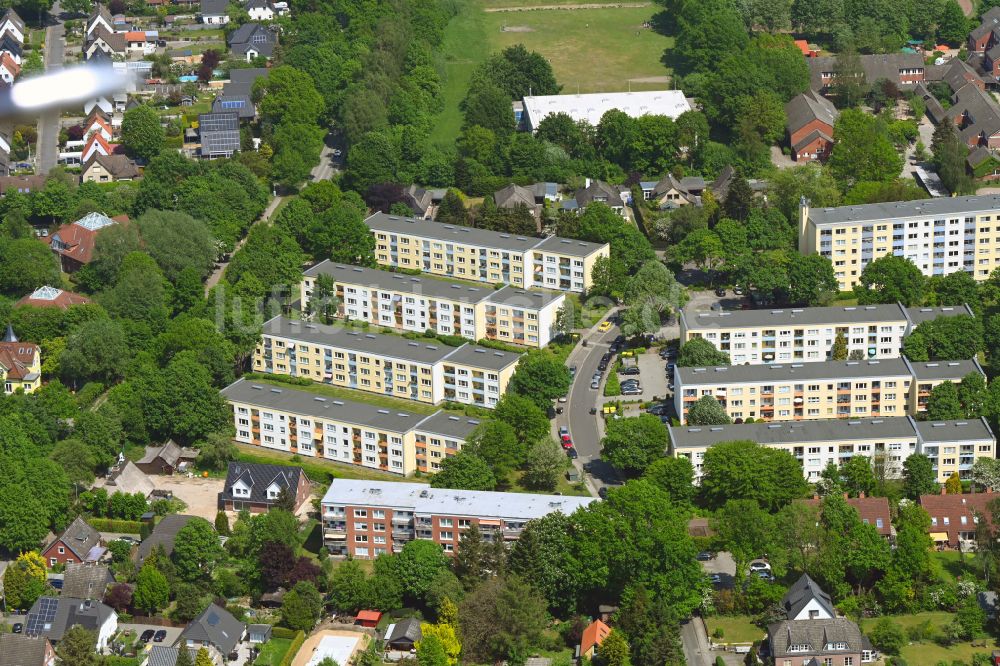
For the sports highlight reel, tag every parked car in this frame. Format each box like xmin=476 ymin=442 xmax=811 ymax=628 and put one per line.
xmin=561 ymin=435 xmax=573 ymax=449
xmin=590 ymin=380 xmax=600 ymax=389
xmin=569 ymin=365 xmax=577 ymax=378
xmin=755 ymin=570 xmax=775 ymax=581
xmin=619 ymin=366 xmax=640 ymax=375
xmin=622 ymin=388 xmax=642 ymax=396
xmin=139 ymin=630 xmax=155 ymax=643
xmin=559 ymin=426 xmax=569 ymax=437
xmin=714 ymin=287 xmax=726 ymax=297
xmin=12 ymin=624 xmax=22 ymax=634
xmin=598 ymin=487 xmax=608 ymax=499
xmin=558 ymin=396 xmax=568 ymax=403
xmin=696 ymin=551 xmax=714 ymax=561
xmin=749 ymin=560 xmax=771 ymax=572
xmin=648 ymin=404 xmax=667 ymax=416
xmin=153 ymin=630 xmax=167 ymax=643
xmin=733 ymin=286 xmax=745 ymax=296
xmin=710 ymin=573 xmax=723 ymax=585
xmin=566 ymin=447 xmax=578 ymax=459
xmin=598 ymin=320 xmax=613 ymax=332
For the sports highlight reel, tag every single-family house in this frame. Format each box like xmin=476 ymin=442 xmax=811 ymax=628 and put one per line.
xmin=227 ymin=22 xmax=276 ymax=62
xmin=781 ymin=574 xmax=835 ymax=621
xmin=767 ymin=617 xmax=876 ymax=666
xmin=81 ymin=154 xmax=140 ymax=183
xmin=246 ymin=0 xmax=275 ymax=21
xmin=0 ymin=8 xmax=25 ymax=46
xmin=200 ymin=0 xmax=230 ymax=24
xmin=105 ymin=461 xmax=155 ymax=498
xmin=400 ymin=184 xmax=440 ymax=219
xmin=25 ymin=597 xmax=117 ymax=650
xmin=946 ymin=83 xmax=1000 ymax=148
xmin=1 ymin=324 xmax=41 ymax=395
xmin=178 ymin=604 xmax=246 ymax=658
xmin=124 ymin=31 xmax=155 ymax=55
xmin=84 ymin=96 xmax=114 ymax=116
xmin=0 ymin=51 xmax=19 ymax=84
xmin=217 ymin=462 xmax=311 ymax=513
xmin=135 ymin=440 xmax=198 ymax=475
xmin=0 ymin=174 xmax=45 ymax=196
xmin=86 ymin=4 xmax=115 ymax=39
xmin=41 ymin=517 xmax=102 ymax=567
xmin=384 ymin=617 xmax=422 ymax=651
xmin=86 ymin=24 xmax=127 ymax=60
xmin=0 ymin=32 xmax=21 ymax=65
xmin=48 ymin=211 xmax=121 ymax=273
xmin=785 ymin=89 xmax=838 ymax=162
xmin=198 ymin=111 xmax=240 ymax=158
xmin=927 ymin=58 xmax=986 ymax=93
xmin=0 ymin=633 xmax=56 ymax=666
xmin=15 ymin=286 xmax=92 ymax=310
xmin=135 ymin=514 xmax=196 ymax=566
xmin=803 ymin=494 xmax=894 ymax=540
xmin=81 ymin=132 xmax=117 ymax=163
xmin=562 ymin=179 xmax=628 ymax=216
xmin=645 ymin=173 xmax=705 ymax=208
xmin=84 ymin=111 xmax=114 ymax=143
xmin=968 ymin=145 xmax=1000 ymax=181
xmin=61 ymin=563 xmax=113 ymax=600
xmin=971 ymin=7 xmax=1000 ymax=53
xmin=494 ymin=183 xmax=543 ymax=227
xmin=579 ymin=619 xmax=611 ymax=659
xmin=212 ymin=67 xmax=266 ymax=121
xmin=919 ymin=490 xmax=998 ymax=548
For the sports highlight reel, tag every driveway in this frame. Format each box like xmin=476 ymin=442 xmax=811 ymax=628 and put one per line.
xmin=37 ymin=2 xmax=66 ymax=174
xmin=115 ymin=624 xmax=184 ymax=653
xmin=701 ymin=551 xmax=737 ymax=590
xmin=149 ymin=475 xmax=225 ymax=521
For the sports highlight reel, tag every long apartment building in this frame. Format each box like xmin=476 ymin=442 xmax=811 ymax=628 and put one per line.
xmin=675 ymin=357 xmax=984 ymax=424
xmin=680 ymin=303 xmax=974 ymax=365
xmin=300 ymin=262 xmax=565 ymax=348
xmin=670 ymin=417 xmax=996 ymax=484
xmin=366 ymin=212 xmax=610 ymax=293
xmin=321 ymin=479 xmax=596 ymax=558
xmin=253 ymin=316 xmax=522 ymax=409
xmin=222 ymin=378 xmax=481 ymax=476
xmin=799 ymin=195 xmax=1000 ymax=290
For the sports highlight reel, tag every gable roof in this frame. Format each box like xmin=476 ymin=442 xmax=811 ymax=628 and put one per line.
xmin=137 ymin=440 xmax=198 ymax=468
xmin=201 ymin=0 xmax=228 ymax=15
xmin=0 ymin=8 xmax=24 ymax=34
xmin=48 ymin=516 xmax=100 ymax=561
xmin=580 ymin=619 xmax=611 ymax=655
xmin=147 ymin=646 xmax=196 ymax=666
xmin=25 ymin=597 xmax=115 ymax=643
xmin=0 ymin=634 xmax=50 ymax=666
xmin=180 ymin=603 xmax=245 ymax=655
xmin=228 ymin=22 xmax=275 ymax=56
xmin=0 ymin=340 xmax=38 ymax=382
xmin=948 ymin=83 xmax=1000 ymax=144
xmin=781 ymin=574 xmax=835 ymax=619
xmin=62 ymin=563 xmax=113 ymax=600
xmin=574 ymin=180 xmax=624 ymax=208
xmin=803 ymin=495 xmax=893 ymax=538
xmin=223 ymin=67 xmax=267 ymax=97
xmin=49 ymin=213 xmax=119 ymax=265
xmin=494 ymin=183 xmax=536 ymax=209
xmin=106 ymin=461 xmax=154 ymax=497
xmin=919 ymin=491 xmax=998 ymax=545
xmin=0 ymin=52 xmax=19 ymax=77
xmin=221 ymin=461 xmax=304 ymax=505
xmin=84 ymin=153 xmax=140 ymax=180
xmin=198 ymin=111 xmax=240 ymax=156
xmin=136 ymin=514 xmax=195 ymax=564
xmin=385 ymin=617 xmax=422 ymax=645
xmin=767 ymin=618 xmax=864 ymax=657
xmin=786 ymin=90 xmax=838 ymax=135
xmin=247 ymin=0 xmax=274 ymax=10
xmin=89 ymin=24 xmax=126 ymax=53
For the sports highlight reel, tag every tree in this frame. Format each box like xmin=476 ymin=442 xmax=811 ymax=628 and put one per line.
xmin=769 ymin=164 xmax=841 ymax=222
xmin=840 ymin=455 xmax=876 ymax=497
xmin=329 ymin=559 xmax=369 ymax=613
xmin=395 ymin=540 xmax=449 ymax=604
xmin=854 ymin=254 xmax=925 ymax=306
xmin=932 ymin=121 xmax=976 ymax=195
xmin=0 ymin=238 xmax=61 ymax=297
xmin=685 ymin=396 xmax=731 ymax=426
xmin=195 ymin=647 xmax=214 ymax=666
xmin=463 ymin=83 xmax=516 ymax=135
xmin=723 ymin=172 xmax=754 ymax=222
xmin=903 ymin=315 xmax=983 ymax=361
xmin=507 ymin=353 xmax=571 ymax=409
xmin=642 ymin=456 xmax=694 ymax=507
xmin=430 ymin=453 xmax=496 ymax=491
xmin=674 ymin=0 xmax=749 ymax=74
xmin=522 ymin=439 xmax=566 ymax=491
xmin=281 ymin=581 xmax=323 ymax=631
xmin=175 ymin=649 xmax=195 ymax=666
xmin=938 ymin=0 xmax=970 ymax=45
xmin=105 ymin=583 xmax=133 ymax=612
xmin=598 ymin=630 xmax=632 ymax=666
xmin=714 ymin=499 xmax=774 ymax=576
xmin=133 ymin=563 xmax=169 ymax=614
xmin=868 ymin=618 xmax=905 ymax=655
xmin=436 ymin=189 xmax=468 ymax=226
xmin=971 ymin=458 xmax=1000 ymax=492
xmin=926 ymin=381 xmax=965 ymax=420
xmin=700 ymin=440 xmax=808 ymax=511
xmin=255 ymin=65 xmax=325 ymax=127
xmin=903 ymin=454 xmax=938 ymax=499
xmin=3 ymin=552 xmax=48 ymax=610
xmin=121 ymin=105 xmax=165 ymax=161
xmin=831 ymin=49 xmax=868 ymax=108
xmin=946 ymin=471 xmax=963 ymax=494
xmin=459 ymin=576 xmax=548 ymax=664
xmin=99 ymin=252 xmax=169 ymax=329
xmin=828 ymin=110 xmax=902 ymax=187
xmin=135 ymin=209 xmax=216 ymax=280
xmin=676 ymin=338 xmax=728 ymax=367
xmin=417 ymin=634 xmax=450 ymax=666
xmin=601 ymin=415 xmax=669 ymax=477
xmin=466 ymin=421 xmax=524 ymax=479
xmin=785 ymin=253 xmax=838 ymax=306
xmin=197 ymin=432 xmax=238 ymax=472
xmin=172 ymin=517 xmax=223 ymax=581
xmin=58 ymin=626 xmax=102 ymax=666
xmin=493 ymin=394 xmax=550 ymax=444
xmin=831 ymin=331 xmax=848 ymax=361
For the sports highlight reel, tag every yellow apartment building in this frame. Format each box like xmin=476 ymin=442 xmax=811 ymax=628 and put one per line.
xmin=253 ymin=316 xmax=522 ymax=409
xmin=365 ymin=212 xmax=610 ymax=293
xmin=223 ymin=378 xmax=481 ymax=476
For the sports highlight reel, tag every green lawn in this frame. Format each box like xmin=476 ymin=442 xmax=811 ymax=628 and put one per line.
xmin=255 ymin=637 xmax=293 ymax=666
xmin=235 ymin=443 xmax=428 ymax=484
xmin=243 ymin=375 xmax=441 ymax=415
xmin=431 ymin=0 xmax=491 ymax=144
xmin=860 ymin=612 xmax=998 ymax=665
xmin=705 ymin=615 xmax=766 ymax=644
xmin=931 ymin=549 xmax=979 ymax=583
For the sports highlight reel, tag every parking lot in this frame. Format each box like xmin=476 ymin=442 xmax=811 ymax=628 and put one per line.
xmin=114 ymin=624 xmax=184 ymax=654
xmin=700 ymin=551 xmax=736 ymax=589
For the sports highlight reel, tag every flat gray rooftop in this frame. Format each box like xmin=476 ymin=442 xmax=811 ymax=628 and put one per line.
xmin=905 ymin=304 xmax=975 ymax=327
xmin=414 ymin=411 xmax=483 ymax=440
xmin=676 ymin=358 xmax=912 ymax=385
xmin=222 ymin=378 xmax=431 ymax=433
xmin=321 ymin=478 xmax=596 ymax=519
xmin=487 ymin=285 xmax=565 ymax=308
xmin=683 ymin=303 xmax=907 ymax=330
xmin=441 ymin=344 xmax=523 ymax=371
xmin=367 ymin=212 xmax=545 ymax=252
xmin=532 ymin=234 xmax=607 ymax=258
xmin=807 ymin=194 xmax=1000 ymax=226
xmin=304 ymin=261 xmax=495 ymax=303
xmin=670 ymin=417 xmax=919 ymax=449
xmin=910 ymin=359 xmax=982 ymax=381
xmin=914 ymin=418 xmax=994 ymax=443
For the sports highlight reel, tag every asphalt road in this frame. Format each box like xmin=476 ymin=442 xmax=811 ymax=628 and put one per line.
xmin=679 ymin=617 xmax=712 ymax=666
xmin=37 ymin=3 xmax=65 ymax=175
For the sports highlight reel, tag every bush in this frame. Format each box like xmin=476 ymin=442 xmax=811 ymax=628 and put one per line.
xmin=603 ymin=372 xmax=621 ymax=397
xmin=87 ymin=518 xmax=142 ymax=534
xmin=278 ymin=630 xmax=306 ymax=666
xmin=869 ymin=618 xmax=906 ymax=655
xmin=271 ymin=626 xmax=299 ymax=640
xmin=715 ymin=657 xmax=726 ymax=666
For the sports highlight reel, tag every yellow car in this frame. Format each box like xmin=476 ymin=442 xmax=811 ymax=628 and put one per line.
xmin=598 ymin=320 xmax=613 ymax=332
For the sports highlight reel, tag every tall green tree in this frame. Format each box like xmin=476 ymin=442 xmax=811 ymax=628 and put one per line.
xmin=121 ymin=105 xmax=165 ymax=161
xmin=430 ymin=453 xmax=496 ymax=491
xmin=828 ymin=110 xmax=902 ymax=187
xmin=902 ymin=454 xmax=937 ymax=499
xmin=601 ymin=415 xmax=669 ymax=477
xmin=685 ymin=396 xmax=731 ymax=426
xmin=171 ymin=517 xmax=223 ymax=581
xmin=853 ymin=254 xmax=925 ymax=306
xmin=700 ymin=440 xmax=808 ymax=511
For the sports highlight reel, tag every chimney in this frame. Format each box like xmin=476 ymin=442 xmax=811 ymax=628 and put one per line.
xmin=941 ymin=486 xmax=947 ymax=495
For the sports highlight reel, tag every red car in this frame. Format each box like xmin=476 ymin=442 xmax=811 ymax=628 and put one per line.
xmin=560 ymin=434 xmax=573 ymax=449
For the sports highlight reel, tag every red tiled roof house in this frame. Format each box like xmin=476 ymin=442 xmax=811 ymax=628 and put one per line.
xmin=47 ymin=211 xmax=122 ymax=273
xmin=919 ymin=490 xmax=998 ymax=548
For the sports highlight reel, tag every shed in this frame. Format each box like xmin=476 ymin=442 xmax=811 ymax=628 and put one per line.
xmin=384 ymin=617 xmax=422 ymax=650
xmin=247 ymin=624 xmax=272 ymax=644
xmin=356 ymin=610 xmax=382 ymax=628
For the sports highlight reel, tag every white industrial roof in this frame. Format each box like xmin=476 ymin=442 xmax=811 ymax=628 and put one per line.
xmin=522 ymin=90 xmax=691 ymax=127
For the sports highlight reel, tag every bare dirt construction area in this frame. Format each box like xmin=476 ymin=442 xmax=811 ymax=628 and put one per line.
xmin=150 ymin=475 xmax=225 ymax=521
xmin=291 ymin=629 xmax=370 ymax=666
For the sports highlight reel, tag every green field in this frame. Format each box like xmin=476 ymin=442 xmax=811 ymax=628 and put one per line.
xmin=255 ymin=637 xmax=293 ymax=666
xmin=704 ymin=615 xmax=766 ymax=644
xmin=431 ymin=0 xmax=674 ymax=143
xmin=244 ymin=374 xmax=442 ymax=415
xmin=235 ymin=443 xmax=429 ymax=484
xmin=860 ymin=612 xmax=998 ymax=665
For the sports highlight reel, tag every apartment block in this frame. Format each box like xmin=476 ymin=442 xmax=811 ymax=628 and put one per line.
xmin=799 ymin=195 xmax=1000 ymax=290
xmin=670 ymin=416 xmax=995 ymax=484
xmin=674 ymin=358 xmax=983 ymax=424
xmin=366 ymin=212 xmax=610 ymax=293
xmin=321 ymin=479 xmax=596 ymax=558
xmin=222 ymin=378 xmax=481 ymax=476
xmin=680 ymin=303 xmax=974 ymax=365
xmin=300 ymin=262 xmax=565 ymax=348
xmin=253 ymin=316 xmax=521 ymax=409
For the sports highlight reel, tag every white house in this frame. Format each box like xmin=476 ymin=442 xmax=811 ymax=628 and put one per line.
xmin=781 ymin=574 xmax=836 ymax=621
xmin=246 ymin=0 xmax=275 ymax=21
xmin=200 ymin=0 xmax=230 ymax=24
xmin=0 ymin=8 xmax=25 ymax=45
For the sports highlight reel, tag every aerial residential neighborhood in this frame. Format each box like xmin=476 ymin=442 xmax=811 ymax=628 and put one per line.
xmin=10 ymin=0 xmax=1000 ymax=665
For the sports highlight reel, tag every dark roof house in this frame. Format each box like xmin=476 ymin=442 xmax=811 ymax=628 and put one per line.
xmin=785 ymin=89 xmax=839 ymax=162
xmin=0 ymin=633 xmax=55 ymax=666
xmin=135 ymin=514 xmax=195 ymax=565
xmin=61 ymin=563 xmax=113 ymax=600
xmin=227 ymin=22 xmax=276 ymax=60
xmin=24 ymin=597 xmax=117 ymax=648
xmin=179 ymin=603 xmax=245 ymax=656
xmin=135 ymin=440 xmax=198 ymax=475
xmin=41 ymin=517 xmax=101 ymax=566
xmin=198 ymin=112 xmax=240 ymax=158
xmin=768 ymin=618 xmax=874 ymax=664
xmin=385 ymin=617 xmax=422 ymax=650
xmin=147 ymin=646 xmax=197 ymax=666
xmin=218 ymin=461 xmax=311 ymax=513
xmin=781 ymin=574 xmax=835 ymax=621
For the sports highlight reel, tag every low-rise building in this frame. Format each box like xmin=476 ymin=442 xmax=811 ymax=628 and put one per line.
xmin=1 ymin=324 xmax=40 ymax=395
xmin=679 ymin=303 xmax=973 ymax=365
xmin=41 ymin=517 xmax=101 ymax=568
xmin=785 ymin=90 xmax=838 ymax=162
xmin=674 ymin=357 xmax=983 ymax=423
xmin=0 ymin=633 xmax=55 ymax=666
xmin=919 ymin=490 xmax=999 ymax=547
xmin=300 ymin=262 xmax=565 ymax=348
xmin=24 ymin=597 xmax=117 ymax=650
xmin=197 ymin=111 xmax=240 ymax=158
xmin=135 ymin=440 xmax=198 ymax=475
xmin=48 ymin=211 xmax=123 ymax=273
xmin=517 ymin=90 xmax=691 ymax=131
xmin=321 ymin=479 xmax=596 ymax=557
xmin=223 ymin=378 xmax=482 ymax=476
xmin=808 ymin=53 xmax=925 ymax=90
xmin=803 ymin=494 xmax=895 ymax=540
xmin=179 ymin=603 xmax=245 ymax=660
xmin=200 ymin=0 xmax=230 ymax=24
xmin=61 ymin=563 xmax=113 ymax=600
xmin=227 ymin=22 xmax=276 ymax=61
xmin=135 ymin=514 xmax=195 ymax=566
xmin=217 ymin=461 xmax=311 ymax=513
xmin=81 ymin=153 xmax=140 ymax=183
xmin=768 ymin=617 xmax=876 ymax=666
xmin=366 ymin=211 xmax=609 ymax=293
xmin=781 ymin=574 xmax=835 ymax=621
xmin=15 ymin=286 xmax=92 ymax=310
xmin=253 ymin=316 xmax=521 ymax=408
xmin=670 ymin=416 xmax=995 ymax=483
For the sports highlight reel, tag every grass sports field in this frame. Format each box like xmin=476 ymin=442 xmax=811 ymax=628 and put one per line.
xmin=431 ymin=0 xmax=674 ymax=143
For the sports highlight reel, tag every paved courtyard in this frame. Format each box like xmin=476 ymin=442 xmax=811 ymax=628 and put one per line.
xmin=149 ymin=475 xmax=225 ymax=521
